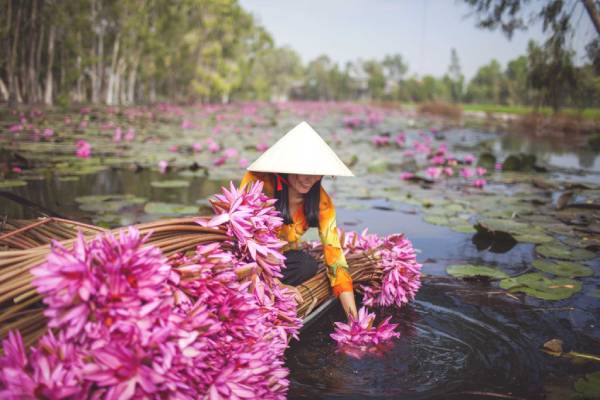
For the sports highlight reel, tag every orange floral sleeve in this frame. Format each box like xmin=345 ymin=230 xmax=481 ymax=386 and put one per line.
xmin=318 ymin=187 xmax=353 ymax=297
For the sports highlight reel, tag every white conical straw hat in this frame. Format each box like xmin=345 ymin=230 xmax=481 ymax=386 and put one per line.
xmin=247 ymin=121 xmax=354 ymax=176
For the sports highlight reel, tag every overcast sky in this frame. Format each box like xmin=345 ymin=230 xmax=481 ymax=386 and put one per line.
xmin=239 ymin=0 xmax=595 ymax=80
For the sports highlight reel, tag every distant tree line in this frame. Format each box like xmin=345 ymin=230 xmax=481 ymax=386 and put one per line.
xmin=1 ymin=0 xmax=599 ymax=112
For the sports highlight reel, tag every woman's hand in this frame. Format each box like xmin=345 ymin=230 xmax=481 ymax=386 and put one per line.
xmin=338 ymin=291 xmax=358 ymax=320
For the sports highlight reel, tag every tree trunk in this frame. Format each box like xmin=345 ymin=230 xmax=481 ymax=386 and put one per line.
xmin=582 ymin=0 xmax=600 ymax=37
xmin=27 ymin=0 xmax=38 ymax=104
xmin=126 ymin=52 xmax=141 ymax=104
xmin=106 ymin=34 xmax=120 ymax=105
xmin=8 ymin=0 xmax=21 ymax=106
xmin=35 ymin=10 xmax=44 ymax=102
xmin=0 ymin=77 xmax=8 ymax=101
xmin=44 ymin=24 xmax=55 ymax=105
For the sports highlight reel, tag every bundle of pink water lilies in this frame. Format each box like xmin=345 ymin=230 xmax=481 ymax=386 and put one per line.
xmin=0 ymin=181 xmax=421 ymax=399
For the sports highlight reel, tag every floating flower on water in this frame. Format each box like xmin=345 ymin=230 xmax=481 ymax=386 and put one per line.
xmin=330 ymin=307 xmax=400 ymax=358
xmin=394 ymin=133 xmax=406 ymax=147
xmin=495 ymin=162 xmax=503 ymax=171
xmin=430 ymin=155 xmax=446 ymax=165
xmin=79 ymin=120 xmax=88 ymax=129
xmin=168 ymin=145 xmax=179 ymax=153
xmin=463 ymin=154 xmax=476 ymax=164
xmin=223 ymin=148 xmax=238 ymax=159
xmin=43 ymin=128 xmax=54 ymax=138
xmin=213 ymin=156 xmax=227 ymax=166
xmin=8 ymin=124 xmax=23 ymax=133
xmin=113 ymin=127 xmax=123 ymax=142
xmin=256 ymin=142 xmax=269 ymax=152
xmin=206 ymin=139 xmax=220 ymax=153
xmin=192 ymin=142 xmax=203 ymax=153
xmin=443 ymin=167 xmax=454 ymax=176
xmin=473 ymin=178 xmax=487 ymax=188
xmin=425 ymin=166 xmax=442 ymax=180
xmin=476 ymin=167 xmax=487 ymax=176
xmin=181 ymin=119 xmax=194 ymax=129
xmin=400 ymin=172 xmax=414 ymax=180
xmin=447 ymin=158 xmax=458 ymax=167
xmin=11 ymin=166 xmax=22 ymax=173
xmin=239 ymin=158 xmax=249 ymax=168
xmin=158 ymin=160 xmax=169 ymax=174
xmin=460 ymin=167 xmax=474 ymax=178
xmin=76 ymin=140 xmax=91 ymax=158
xmin=125 ymin=127 xmax=135 ymax=142
xmin=64 ymin=116 xmax=72 ymax=125
xmin=371 ymin=135 xmax=390 ymax=147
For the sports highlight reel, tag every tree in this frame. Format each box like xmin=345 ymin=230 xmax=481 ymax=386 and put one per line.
xmin=505 ymin=55 xmax=529 ymax=105
xmin=465 ymin=59 xmax=507 ymax=104
xmin=446 ymin=48 xmax=464 ymax=103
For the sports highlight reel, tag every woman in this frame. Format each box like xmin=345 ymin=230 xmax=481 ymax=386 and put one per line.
xmin=240 ymin=121 xmax=358 ymax=320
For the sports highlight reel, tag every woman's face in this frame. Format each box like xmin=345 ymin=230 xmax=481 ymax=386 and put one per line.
xmin=287 ymin=174 xmax=322 ymax=194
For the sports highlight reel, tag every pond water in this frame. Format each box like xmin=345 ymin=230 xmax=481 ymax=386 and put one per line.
xmin=1 ymin=103 xmax=599 ymax=398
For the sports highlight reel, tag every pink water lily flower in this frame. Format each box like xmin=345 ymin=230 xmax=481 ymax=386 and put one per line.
xmin=400 ymin=172 xmax=414 ymax=180
xmin=460 ymin=167 xmax=474 ymax=178
xmin=113 ymin=127 xmax=123 ymax=142
xmin=43 ymin=128 xmax=54 ymax=138
xmin=76 ymin=140 xmax=91 ymax=158
xmin=426 ymin=166 xmax=442 ymax=180
xmin=158 ymin=160 xmax=169 ymax=174
xmin=476 ymin=167 xmax=487 ymax=176
xmin=473 ymin=178 xmax=487 ymax=188
xmin=463 ymin=154 xmax=476 ymax=164
xmin=331 ymin=307 xmax=400 ymax=359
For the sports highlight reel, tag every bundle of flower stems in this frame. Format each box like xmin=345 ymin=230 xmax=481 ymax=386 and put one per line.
xmin=0 ymin=220 xmax=391 ymax=345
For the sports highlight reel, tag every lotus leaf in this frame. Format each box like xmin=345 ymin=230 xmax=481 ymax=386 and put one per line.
xmin=447 ymin=264 xmax=509 ymax=279
xmin=499 ymin=273 xmax=581 ymax=300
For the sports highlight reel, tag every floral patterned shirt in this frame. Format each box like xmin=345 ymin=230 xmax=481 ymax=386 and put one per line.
xmin=240 ymin=172 xmax=353 ymax=297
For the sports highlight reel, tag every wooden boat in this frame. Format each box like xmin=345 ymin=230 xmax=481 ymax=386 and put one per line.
xmin=0 ymin=217 xmax=383 ymax=345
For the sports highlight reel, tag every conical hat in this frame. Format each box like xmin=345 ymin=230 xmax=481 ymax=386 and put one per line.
xmin=247 ymin=121 xmax=354 ymax=176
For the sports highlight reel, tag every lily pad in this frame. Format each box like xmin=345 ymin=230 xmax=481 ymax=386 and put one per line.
xmin=574 ymin=371 xmax=600 ymax=398
xmin=0 ymin=180 xmax=27 ymax=188
xmin=57 ymin=176 xmax=80 ymax=182
xmin=532 ymin=259 xmax=593 ymax=277
xmin=144 ymin=202 xmax=198 ymax=215
xmin=513 ymin=232 xmax=555 ymax=244
xmin=499 ymin=273 xmax=582 ymax=300
xmin=536 ymin=242 xmax=596 ymax=261
xmin=150 ymin=180 xmax=191 ymax=189
xmin=423 ymin=214 xmax=450 ymax=226
xmin=476 ymin=218 xmax=530 ymax=236
xmin=447 ymin=264 xmax=509 ymax=279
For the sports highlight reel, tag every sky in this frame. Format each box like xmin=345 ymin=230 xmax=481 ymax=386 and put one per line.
xmin=239 ymin=0 xmax=595 ymax=80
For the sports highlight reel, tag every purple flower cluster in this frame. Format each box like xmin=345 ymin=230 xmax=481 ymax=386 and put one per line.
xmin=330 ymin=307 xmax=400 ymax=358
xmin=1 ymin=182 xmax=301 ymax=399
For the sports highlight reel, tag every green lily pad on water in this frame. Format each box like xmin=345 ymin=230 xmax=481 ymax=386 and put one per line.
xmin=575 ymin=371 xmax=600 ymax=398
xmin=513 ymin=232 xmax=555 ymax=244
xmin=0 ymin=180 xmax=27 ymax=188
xmin=423 ymin=214 xmax=450 ymax=226
xmin=144 ymin=202 xmax=198 ymax=215
xmin=476 ymin=218 xmax=530 ymax=236
xmin=72 ymin=165 xmax=109 ymax=175
xmin=447 ymin=264 xmax=509 ymax=279
xmin=76 ymin=195 xmax=147 ymax=213
xmin=536 ymin=242 xmax=596 ymax=261
xmin=452 ymin=225 xmax=477 ymax=234
xmin=57 ymin=176 xmax=80 ymax=182
xmin=367 ymin=159 xmax=389 ymax=174
xmin=150 ymin=180 xmax=191 ymax=189
xmin=532 ymin=259 xmax=593 ymax=277
xmin=499 ymin=273 xmax=581 ymax=300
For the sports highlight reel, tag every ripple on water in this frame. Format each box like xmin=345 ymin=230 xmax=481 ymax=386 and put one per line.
xmin=287 ymin=282 xmax=548 ymax=400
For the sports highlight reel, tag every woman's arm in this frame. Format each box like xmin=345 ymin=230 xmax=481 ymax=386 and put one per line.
xmin=318 ymin=188 xmax=358 ymax=320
